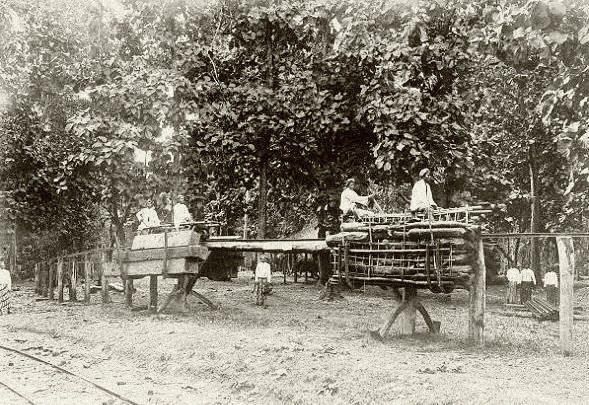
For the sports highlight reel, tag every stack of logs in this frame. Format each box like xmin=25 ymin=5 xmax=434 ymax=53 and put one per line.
xmin=327 ymin=221 xmax=480 ymax=291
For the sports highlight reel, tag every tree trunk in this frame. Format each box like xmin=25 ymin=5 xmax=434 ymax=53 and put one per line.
xmin=258 ymin=159 xmax=268 ymax=239
xmin=529 ymin=148 xmax=541 ymax=282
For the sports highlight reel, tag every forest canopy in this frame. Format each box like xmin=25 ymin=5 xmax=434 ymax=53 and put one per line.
xmin=1 ymin=0 xmax=589 ymax=269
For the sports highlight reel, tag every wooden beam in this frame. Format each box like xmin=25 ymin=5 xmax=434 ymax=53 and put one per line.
xmin=556 ymin=236 xmax=574 ymax=356
xmin=468 ymin=231 xmax=486 ymax=346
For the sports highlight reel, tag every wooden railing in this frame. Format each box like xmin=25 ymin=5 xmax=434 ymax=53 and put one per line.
xmin=33 ymin=246 xmax=123 ymax=304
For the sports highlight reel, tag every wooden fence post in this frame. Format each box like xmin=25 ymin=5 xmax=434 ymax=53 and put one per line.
xmin=48 ymin=262 xmax=55 ymax=300
xmin=84 ymin=254 xmax=91 ymax=304
xmin=100 ymin=250 xmax=111 ymax=304
xmin=34 ymin=263 xmax=40 ymax=294
xmin=149 ymin=275 xmax=158 ymax=312
xmin=556 ymin=236 xmax=574 ymax=356
xmin=468 ymin=229 xmax=486 ymax=346
xmin=69 ymin=260 xmax=77 ymax=302
xmin=57 ymin=258 xmax=64 ymax=303
xmin=41 ymin=262 xmax=48 ymax=297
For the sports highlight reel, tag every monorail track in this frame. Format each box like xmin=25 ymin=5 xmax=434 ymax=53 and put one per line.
xmin=0 ymin=344 xmax=141 ymax=405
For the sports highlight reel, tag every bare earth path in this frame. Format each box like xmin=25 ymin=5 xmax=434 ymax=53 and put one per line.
xmin=1 ymin=275 xmax=588 ymax=405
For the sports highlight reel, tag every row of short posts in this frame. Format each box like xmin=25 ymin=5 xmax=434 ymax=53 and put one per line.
xmin=34 ymin=248 xmax=113 ymax=305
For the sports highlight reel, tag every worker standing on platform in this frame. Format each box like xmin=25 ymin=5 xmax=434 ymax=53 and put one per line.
xmin=340 ymin=178 xmax=374 ymax=220
xmin=505 ymin=267 xmax=521 ymax=304
xmin=173 ymin=194 xmax=193 ymax=230
xmin=520 ymin=267 xmax=536 ymax=303
xmin=410 ymin=168 xmax=438 ymax=215
xmin=136 ymin=198 xmax=161 ymax=233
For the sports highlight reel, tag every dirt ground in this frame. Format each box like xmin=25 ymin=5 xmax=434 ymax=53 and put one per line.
xmin=1 ymin=273 xmax=588 ymax=405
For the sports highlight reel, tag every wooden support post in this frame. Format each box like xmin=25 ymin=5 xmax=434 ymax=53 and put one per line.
xmin=34 ymin=263 xmax=40 ymax=294
xmin=149 ymin=275 xmax=158 ymax=312
xmin=48 ymin=263 xmax=55 ymax=301
xmin=69 ymin=260 xmax=77 ymax=302
xmin=343 ymin=242 xmax=352 ymax=289
xmin=163 ymin=229 xmax=168 ymax=277
xmin=41 ymin=263 xmax=48 ymax=297
xmin=100 ymin=251 xmax=111 ymax=304
xmin=294 ymin=254 xmax=298 ymax=284
xmin=125 ymin=278 xmax=134 ymax=307
xmin=557 ymin=236 xmax=574 ymax=356
xmin=84 ymin=254 xmax=91 ymax=304
xmin=56 ymin=259 xmax=64 ymax=302
xmin=468 ymin=231 xmax=486 ymax=346
xmin=398 ymin=287 xmax=417 ymax=335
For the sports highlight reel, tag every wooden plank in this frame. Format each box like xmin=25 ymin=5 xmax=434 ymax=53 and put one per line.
xmin=131 ymin=230 xmax=200 ymax=250
xmin=204 ymin=239 xmax=329 ymax=253
xmin=123 ymin=245 xmax=210 ymax=262
xmin=557 ymin=236 xmax=574 ymax=356
xmin=468 ymin=233 xmax=486 ymax=346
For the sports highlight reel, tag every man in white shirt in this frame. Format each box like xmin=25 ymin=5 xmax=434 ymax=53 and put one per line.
xmin=173 ymin=194 xmax=193 ymax=230
xmin=339 ymin=178 xmax=374 ymax=219
xmin=410 ymin=168 xmax=438 ymax=214
xmin=520 ymin=267 xmax=536 ymax=303
xmin=543 ymin=265 xmax=559 ymax=306
xmin=254 ymin=255 xmax=272 ymax=300
xmin=136 ymin=199 xmax=161 ymax=233
xmin=505 ymin=267 xmax=521 ymax=304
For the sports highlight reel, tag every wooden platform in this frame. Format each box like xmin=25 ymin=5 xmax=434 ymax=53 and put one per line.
xmin=203 ymin=238 xmax=329 ymax=253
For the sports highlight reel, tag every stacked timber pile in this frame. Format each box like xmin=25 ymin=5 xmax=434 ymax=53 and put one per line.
xmin=356 ymin=204 xmax=502 ymax=226
xmin=326 ymin=221 xmax=480 ymax=292
xmin=525 ymin=297 xmax=559 ymax=321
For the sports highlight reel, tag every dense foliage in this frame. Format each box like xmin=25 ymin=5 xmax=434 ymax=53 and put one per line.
xmin=1 ymin=0 xmax=589 ymax=274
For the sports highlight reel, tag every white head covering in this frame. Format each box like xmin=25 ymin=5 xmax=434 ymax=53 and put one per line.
xmin=419 ymin=168 xmax=430 ymax=178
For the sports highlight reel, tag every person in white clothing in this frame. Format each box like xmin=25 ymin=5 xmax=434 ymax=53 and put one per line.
xmin=136 ymin=199 xmax=161 ymax=233
xmin=543 ymin=265 xmax=559 ymax=306
xmin=0 ymin=259 xmax=12 ymax=315
xmin=505 ymin=267 xmax=521 ymax=304
xmin=410 ymin=168 xmax=437 ymax=214
xmin=173 ymin=195 xmax=193 ymax=230
xmin=520 ymin=267 xmax=536 ymax=303
xmin=254 ymin=255 xmax=272 ymax=300
xmin=339 ymin=178 xmax=374 ymax=219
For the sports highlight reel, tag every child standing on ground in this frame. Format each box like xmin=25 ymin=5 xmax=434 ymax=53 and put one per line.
xmin=255 ymin=255 xmax=273 ymax=297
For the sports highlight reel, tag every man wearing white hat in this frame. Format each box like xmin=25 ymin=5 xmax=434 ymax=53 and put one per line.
xmin=410 ymin=168 xmax=438 ymax=214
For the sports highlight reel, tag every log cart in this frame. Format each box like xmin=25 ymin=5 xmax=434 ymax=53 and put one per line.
xmin=325 ymin=206 xmax=489 ymax=344
xmin=116 ymin=221 xmax=242 ymax=313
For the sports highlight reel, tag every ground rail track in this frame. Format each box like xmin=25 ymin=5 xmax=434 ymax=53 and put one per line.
xmin=0 ymin=344 xmax=141 ymax=405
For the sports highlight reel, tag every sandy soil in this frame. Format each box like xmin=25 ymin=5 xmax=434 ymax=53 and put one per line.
xmin=1 ymin=274 xmax=588 ymax=405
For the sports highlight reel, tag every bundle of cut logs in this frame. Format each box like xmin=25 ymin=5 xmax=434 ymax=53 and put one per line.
xmin=326 ymin=221 xmax=480 ymax=291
